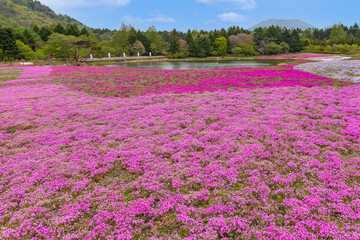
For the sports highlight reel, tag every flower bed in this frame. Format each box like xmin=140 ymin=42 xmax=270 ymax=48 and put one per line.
xmin=50 ymin=65 xmax=338 ymax=97
xmin=0 ymin=66 xmax=360 ymax=239
xmin=295 ymin=60 xmax=360 ymax=83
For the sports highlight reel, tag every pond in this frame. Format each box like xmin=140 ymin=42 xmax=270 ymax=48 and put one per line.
xmin=106 ymin=59 xmax=287 ymax=70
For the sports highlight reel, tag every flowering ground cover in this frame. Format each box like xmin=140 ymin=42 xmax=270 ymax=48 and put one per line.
xmin=0 ymin=68 xmax=24 ymax=83
xmin=1 ymin=65 xmax=360 ymax=239
xmin=256 ymin=53 xmax=335 ymax=59
xmin=49 ymin=65 xmax=342 ymax=98
xmin=295 ymin=60 xmax=360 ymax=84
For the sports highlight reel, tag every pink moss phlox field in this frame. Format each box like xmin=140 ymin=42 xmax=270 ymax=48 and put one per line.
xmin=256 ymin=53 xmax=336 ymax=59
xmin=50 ymin=65 xmax=336 ymax=97
xmin=1 ymin=66 xmax=360 ymax=239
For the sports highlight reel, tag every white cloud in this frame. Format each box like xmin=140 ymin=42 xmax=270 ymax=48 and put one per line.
xmin=38 ymin=0 xmax=131 ymax=10
xmin=197 ymin=0 xmax=256 ymax=9
xmin=217 ymin=12 xmax=248 ymax=22
xmin=123 ymin=15 xmax=176 ymax=24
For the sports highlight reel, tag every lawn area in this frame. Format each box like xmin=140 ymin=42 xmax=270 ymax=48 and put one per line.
xmin=0 ymin=63 xmax=360 ymax=239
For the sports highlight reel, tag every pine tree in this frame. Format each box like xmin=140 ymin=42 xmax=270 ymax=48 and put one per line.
xmin=23 ymin=29 xmax=36 ymax=50
xmin=185 ymin=30 xmax=197 ymax=56
xmin=80 ymin=27 xmax=90 ymax=36
xmin=0 ymin=26 xmax=19 ymax=60
xmin=54 ymin=23 xmax=65 ymax=34
xmin=289 ymin=30 xmax=303 ymax=52
xmin=169 ymin=29 xmax=180 ymax=54
xmin=39 ymin=26 xmax=52 ymax=41
xmin=65 ymin=24 xmax=80 ymax=37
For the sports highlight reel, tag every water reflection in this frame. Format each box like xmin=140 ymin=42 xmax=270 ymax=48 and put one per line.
xmin=106 ymin=60 xmax=282 ymax=70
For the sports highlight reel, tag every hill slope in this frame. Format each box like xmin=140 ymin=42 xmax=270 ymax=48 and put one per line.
xmin=249 ymin=19 xmax=316 ymax=31
xmin=0 ymin=0 xmax=84 ymax=28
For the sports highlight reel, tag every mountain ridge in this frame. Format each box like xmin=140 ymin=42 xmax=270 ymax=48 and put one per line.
xmin=0 ymin=0 xmax=84 ymax=28
xmin=249 ymin=19 xmax=316 ymax=31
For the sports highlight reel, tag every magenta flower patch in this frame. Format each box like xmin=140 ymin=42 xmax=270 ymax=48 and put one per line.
xmin=0 ymin=65 xmax=360 ymax=239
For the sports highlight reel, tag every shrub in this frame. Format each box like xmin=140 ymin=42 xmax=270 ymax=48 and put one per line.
xmin=232 ymin=43 xmax=257 ymax=56
xmin=265 ymin=42 xmax=283 ymax=55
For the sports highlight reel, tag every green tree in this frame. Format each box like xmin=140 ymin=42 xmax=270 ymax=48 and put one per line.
xmin=65 ymin=24 xmax=80 ymax=37
xmin=80 ymin=27 xmax=90 ymax=36
xmin=23 ymin=29 xmax=37 ymax=50
xmin=146 ymin=26 xmax=167 ymax=55
xmin=195 ymin=36 xmax=212 ymax=57
xmin=289 ymin=30 xmax=303 ymax=52
xmin=214 ymin=36 xmax=227 ymax=57
xmin=280 ymin=42 xmax=290 ymax=53
xmin=16 ymin=40 xmax=35 ymax=60
xmin=185 ymin=29 xmax=197 ymax=56
xmin=0 ymin=27 xmax=19 ymax=60
xmin=43 ymin=33 xmax=78 ymax=60
xmin=112 ymin=23 xmax=130 ymax=56
xmin=39 ymin=26 xmax=52 ymax=41
xmin=54 ymin=23 xmax=65 ymax=34
xmin=130 ymin=40 xmax=145 ymax=55
xmin=329 ymin=24 xmax=347 ymax=44
xmin=265 ymin=42 xmax=283 ymax=55
xmin=232 ymin=43 xmax=257 ymax=56
xmin=32 ymin=24 xmax=40 ymax=33
xmin=266 ymin=26 xmax=282 ymax=44
xmin=169 ymin=29 xmax=180 ymax=54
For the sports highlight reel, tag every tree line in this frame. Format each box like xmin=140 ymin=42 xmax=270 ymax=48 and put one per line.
xmin=1 ymin=22 xmax=360 ymax=61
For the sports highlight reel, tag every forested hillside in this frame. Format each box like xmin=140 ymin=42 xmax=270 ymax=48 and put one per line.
xmin=0 ymin=0 xmax=83 ymax=28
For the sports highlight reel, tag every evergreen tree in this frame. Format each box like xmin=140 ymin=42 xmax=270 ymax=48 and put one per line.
xmin=39 ymin=26 xmax=52 ymax=41
xmin=266 ymin=26 xmax=282 ymax=44
xmin=289 ymin=30 xmax=303 ymax=52
xmin=136 ymin=31 xmax=151 ymax=53
xmin=23 ymin=29 xmax=36 ymax=50
xmin=185 ymin=29 xmax=197 ymax=56
xmin=80 ymin=27 xmax=90 ymax=36
xmin=253 ymin=27 xmax=265 ymax=46
xmin=196 ymin=36 xmax=212 ymax=57
xmin=169 ymin=29 xmax=180 ymax=54
xmin=281 ymin=28 xmax=292 ymax=45
xmin=65 ymin=24 xmax=80 ymax=37
xmin=32 ymin=24 xmax=40 ymax=33
xmin=54 ymin=23 xmax=65 ymax=34
xmin=0 ymin=26 xmax=19 ymax=60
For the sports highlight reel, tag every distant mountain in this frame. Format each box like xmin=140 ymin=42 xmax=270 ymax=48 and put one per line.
xmin=0 ymin=0 xmax=84 ymax=28
xmin=249 ymin=19 xmax=316 ymax=31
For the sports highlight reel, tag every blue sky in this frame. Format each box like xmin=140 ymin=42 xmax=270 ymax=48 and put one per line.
xmin=38 ymin=0 xmax=360 ymax=31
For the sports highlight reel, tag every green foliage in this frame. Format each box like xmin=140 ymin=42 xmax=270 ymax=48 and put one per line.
xmin=232 ymin=43 xmax=257 ymax=56
xmin=167 ymin=52 xmax=187 ymax=59
xmin=65 ymin=24 xmax=80 ymax=37
xmin=330 ymin=24 xmax=347 ymax=44
xmin=0 ymin=26 xmax=19 ymax=60
xmin=130 ymin=40 xmax=145 ymax=55
xmin=214 ymin=36 xmax=227 ymax=57
xmin=146 ymin=26 xmax=167 ymax=55
xmin=280 ymin=42 xmax=290 ymax=53
xmin=169 ymin=29 xmax=180 ymax=54
xmin=16 ymin=40 xmax=35 ymax=59
xmin=0 ymin=0 xmax=84 ymax=28
xmin=43 ymin=33 xmax=78 ymax=59
xmin=53 ymin=23 xmax=65 ymax=34
xmin=112 ymin=23 xmax=130 ymax=56
xmin=289 ymin=30 xmax=304 ymax=52
xmin=265 ymin=42 xmax=283 ymax=55
xmin=80 ymin=27 xmax=90 ymax=36
xmin=39 ymin=26 xmax=52 ymax=41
